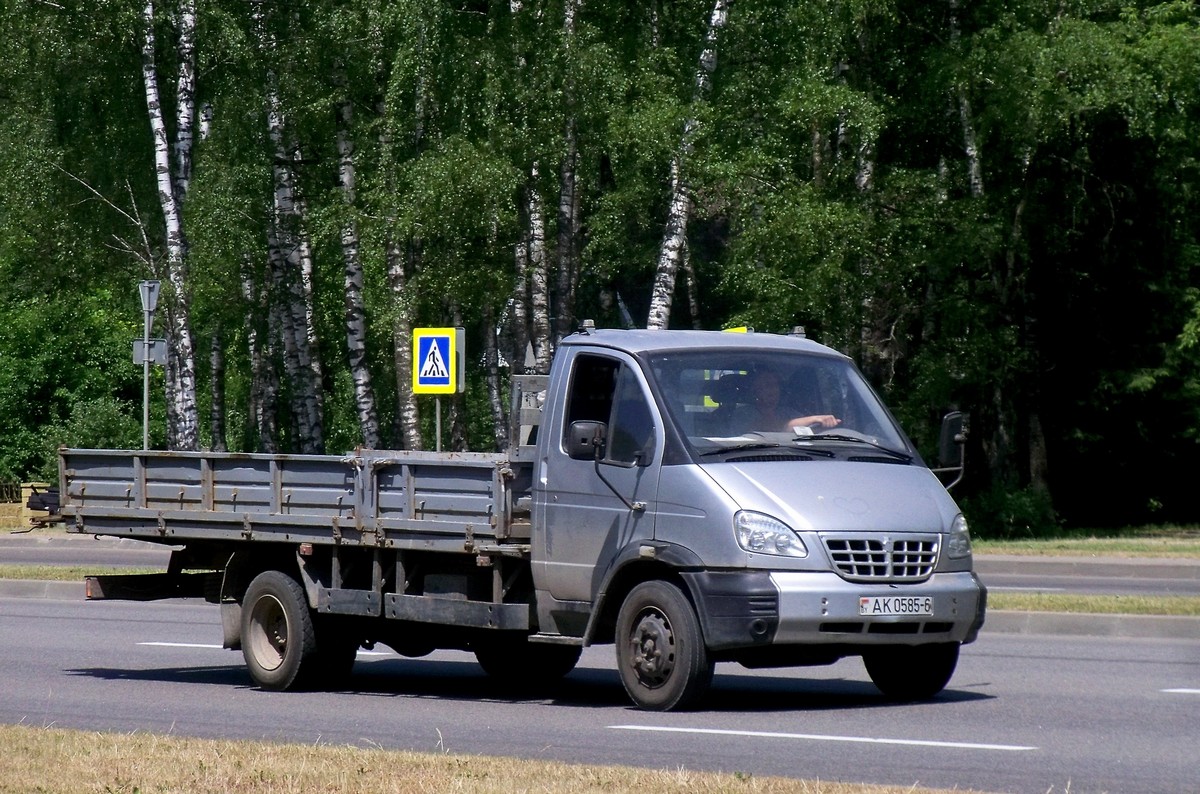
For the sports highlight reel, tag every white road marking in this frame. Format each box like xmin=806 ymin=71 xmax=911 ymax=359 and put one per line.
xmin=1161 ymin=688 xmax=1200 ymax=695
xmin=610 ymin=724 xmax=1037 ymax=752
xmin=139 ymin=642 xmax=223 ymax=649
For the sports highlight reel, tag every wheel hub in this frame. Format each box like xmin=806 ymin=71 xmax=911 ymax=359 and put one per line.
xmin=629 ymin=609 xmax=675 ymax=688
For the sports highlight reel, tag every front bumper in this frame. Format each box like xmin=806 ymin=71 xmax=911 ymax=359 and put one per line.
xmin=682 ymin=569 xmax=986 ymax=652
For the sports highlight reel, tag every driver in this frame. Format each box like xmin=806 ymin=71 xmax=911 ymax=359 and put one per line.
xmin=749 ymin=369 xmax=841 ymax=432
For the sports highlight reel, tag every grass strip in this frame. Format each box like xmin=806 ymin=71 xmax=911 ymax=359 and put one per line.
xmin=988 ymin=592 xmax=1200 ymax=616
xmin=0 ymin=565 xmax=162 ymax=581
xmin=0 ymin=724 xmax=984 ymax=794
xmin=974 ymin=533 xmax=1200 ymax=557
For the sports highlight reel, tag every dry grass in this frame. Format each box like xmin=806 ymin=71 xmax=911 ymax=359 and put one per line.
xmin=0 ymin=565 xmax=159 ymax=581
xmin=0 ymin=725 xmax=986 ymax=794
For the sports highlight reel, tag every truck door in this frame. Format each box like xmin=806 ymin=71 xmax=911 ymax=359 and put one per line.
xmin=534 ymin=351 xmax=661 ymax=603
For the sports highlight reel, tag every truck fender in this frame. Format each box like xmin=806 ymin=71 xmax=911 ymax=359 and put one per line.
xmin=581 ymin=541 xmax=705 ymax=646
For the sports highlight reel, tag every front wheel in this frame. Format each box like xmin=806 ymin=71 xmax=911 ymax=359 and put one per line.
xmin=615 ymin=581 xmax=713 ymax=711
xmin=241 ymin=570 xmax=316 ymax=691
xmin=863 ymin=642 xmax=960 ymax=701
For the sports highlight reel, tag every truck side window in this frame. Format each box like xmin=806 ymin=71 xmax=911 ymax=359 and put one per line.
xmin=563 ymin=355 xmax=656 ymax=465
xmin=607 ymin=368 xmax=656 ymax=465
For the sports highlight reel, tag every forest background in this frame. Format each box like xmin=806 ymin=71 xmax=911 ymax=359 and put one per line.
xmin=1 ymin=0 xmax=1197 ymax=538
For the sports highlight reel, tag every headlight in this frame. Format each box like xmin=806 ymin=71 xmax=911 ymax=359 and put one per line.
xmin=945 ymin=514 xmax=972 ymax=559
xmin=734 ymin=511 xmax=808 ymax=558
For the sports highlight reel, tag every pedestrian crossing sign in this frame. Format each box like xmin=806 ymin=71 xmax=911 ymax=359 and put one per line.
xmin=412 ymin=327 xmax=465 ymax=394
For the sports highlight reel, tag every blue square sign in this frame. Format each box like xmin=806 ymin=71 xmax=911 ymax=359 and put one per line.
xmin=412 ymin=328 xmax=464 ymax=394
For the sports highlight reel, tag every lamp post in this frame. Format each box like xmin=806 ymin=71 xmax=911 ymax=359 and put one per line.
xmin=139 ymin=281 xmax=161 ymax=450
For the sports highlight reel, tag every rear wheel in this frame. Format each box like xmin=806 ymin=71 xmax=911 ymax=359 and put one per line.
xmin=616 ymin=581 xmax=713 ymax=711
xmin=241 ymin=571 xmax=316 ymax=691
xmin=863 ymin=642 xmax=960 ymax=701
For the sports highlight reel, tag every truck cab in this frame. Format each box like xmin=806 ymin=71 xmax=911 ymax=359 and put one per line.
xmin=528 ymin=327 xmax=985 ymax=710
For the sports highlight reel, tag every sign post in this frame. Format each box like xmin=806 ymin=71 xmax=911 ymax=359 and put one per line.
xmin=412 ymin=328 xmax=465 ymax=451
xmin=137 ymin=281 xmax=161 ymax=450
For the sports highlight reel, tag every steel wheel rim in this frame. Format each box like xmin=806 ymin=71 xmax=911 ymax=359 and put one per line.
xmin=628 ymin=608 xmax=675 ymax=688
xmin=247 ymin=594 xmax=288 ymax=672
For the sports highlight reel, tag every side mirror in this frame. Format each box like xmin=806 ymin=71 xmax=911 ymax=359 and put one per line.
xmin=938 ymin=411 xmax=966 ymax=467
xmin=935 ymin=411 xmax=968 ymax=490
xmin=567 ymin=420 xmax=607 ymax=461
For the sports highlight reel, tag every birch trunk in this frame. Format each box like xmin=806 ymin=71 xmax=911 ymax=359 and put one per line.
xmin=141 ymin=0 xmax=199 ymax=450
xmin=242 ymin=257 xmax=279 ymax=451
xmin=388 ymin=238 xmax=422 ymax=450
xmin=646 ymin=0 xmax=729 ymax=330
xmin=511 ymin=237 xmax=531 ymax=373
xmin=336 ymin=79 xmax=381 ymax=449
xmin=949 ymin=0 xmax=984 ymax=197
xmin=526 ymin=168 xmax=553 ymax=374
xmin=209 ymin=332 xmax=227 ymax=452
xmin=377 ymin=79 xmax=421 ymax=450
xmin=172 ymin=0 xmax=196 ymax=203
xmin=264 ymin=82 xmax=323 ymax=451
xmin=483 ymin=304 xmax=507 ymax=452
xmin=553 ymin=0 xmax=583 ymax=343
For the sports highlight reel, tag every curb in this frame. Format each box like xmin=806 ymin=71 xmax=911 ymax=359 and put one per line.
xmin=983 ymin=609 xmax=1200 ymax=640
xmin=975 ymin=554 xmax=1200 ymax=580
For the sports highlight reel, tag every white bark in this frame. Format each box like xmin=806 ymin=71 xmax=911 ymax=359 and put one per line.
xmin=527 ymin=165 xmax=553 ymax=374
xmin=209 ymin=332 xmax=227 ymax=452
xmin=259 ymin=4 xmax=323 ymax=453
xmin=337 ymin=86 xmax=381 ymax=449
xmin=242 ymin=257 xmax=278 ymax=451
xmin=646 ymin=0 xmax=729 ymax=330
xmin=949 ymin=0 xmax=984 ymax=197
xmin=172 ymin=0 xmax=197 ymax=203
xmin=554 ymin=0 xmax=583 ymax=342
xmin=388 ymin=238 xmax=422 ymax=450
xmin=483 ymin=304 xmax=507 ymax=451
xmin=141 ymin=0 xmax=198 ymax=450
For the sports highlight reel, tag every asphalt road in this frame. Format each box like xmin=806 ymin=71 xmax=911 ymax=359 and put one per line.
xmin=1 ymin=595 xmax=1197 ymax=793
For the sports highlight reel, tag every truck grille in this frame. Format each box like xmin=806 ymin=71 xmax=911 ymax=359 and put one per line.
xmin=821 ymin=534 xmax=939 ymax=583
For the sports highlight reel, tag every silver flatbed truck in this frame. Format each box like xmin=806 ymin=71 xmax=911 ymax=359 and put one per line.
xmin=59 ymin=326 xmax=985 ymax=711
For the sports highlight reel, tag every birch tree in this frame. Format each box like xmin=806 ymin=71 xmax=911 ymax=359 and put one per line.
xmin=140 ymin=0 xmax=200 ymax=450
xmin=336 ymin=67 xmax=382 ymax=449
xmin=257 ymin=5 xmax=325 ymax=454
xmin=646 ymin=0 xmax=729 ymax=330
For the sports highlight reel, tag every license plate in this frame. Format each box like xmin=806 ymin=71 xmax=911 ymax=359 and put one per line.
xmin=859 ymin=595 xmax=934 ymax=616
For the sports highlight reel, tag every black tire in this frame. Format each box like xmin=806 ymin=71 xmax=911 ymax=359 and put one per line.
xmin=863 ymin=642 xmax=960 ymax=701
xmin=615 ymin=581 xmax=713 ymax=711
xmin=241 ymin=571 xmax=317 ymax=691
xmin=474 ymin=635 xmax=582 ymax=686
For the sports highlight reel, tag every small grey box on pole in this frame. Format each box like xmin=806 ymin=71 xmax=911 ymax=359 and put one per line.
xmin=138 ymin=281 xmax=161 ymax=451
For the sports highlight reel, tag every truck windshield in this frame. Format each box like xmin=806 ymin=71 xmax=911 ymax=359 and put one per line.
xmin=646 ymin=349 xmax=912 ymax=458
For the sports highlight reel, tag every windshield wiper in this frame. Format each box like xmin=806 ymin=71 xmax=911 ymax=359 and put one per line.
xmin=699 ymin=442 xmax=835 ymax=459
xmin=698 ymin=441 xmax=782 ymax=457
xmin=794 ymin=434 xmax=914 ymax=462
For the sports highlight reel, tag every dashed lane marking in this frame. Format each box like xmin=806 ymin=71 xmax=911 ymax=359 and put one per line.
xmin=610 ymin=724 xmax=1037 ymax=752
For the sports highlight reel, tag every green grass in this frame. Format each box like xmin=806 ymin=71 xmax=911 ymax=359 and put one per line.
xmin=988 ymin=592 xmax=1200 ymax=615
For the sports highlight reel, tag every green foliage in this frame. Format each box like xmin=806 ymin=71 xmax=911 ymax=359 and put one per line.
xmin=963 ymin=486 xmax=1061 ymax=540
xmin=2 ymin=0 xmax=1200 ymax=526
